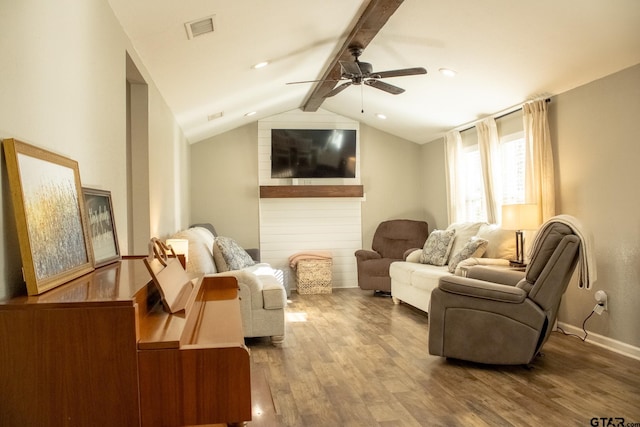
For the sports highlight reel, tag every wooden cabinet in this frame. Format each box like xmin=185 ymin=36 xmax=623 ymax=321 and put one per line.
xmin=0 ymin=259 xmax=251 ymax=427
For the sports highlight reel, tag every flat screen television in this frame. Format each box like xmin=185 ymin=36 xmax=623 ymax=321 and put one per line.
xmin=271 ymin=129 xmax=357 ymax=178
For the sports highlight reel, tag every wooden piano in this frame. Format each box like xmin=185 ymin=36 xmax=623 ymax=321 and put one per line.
xmin=0 ymin=256 xmax=252 ymax=426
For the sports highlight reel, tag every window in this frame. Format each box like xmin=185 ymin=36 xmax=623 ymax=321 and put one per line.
xmin=499 ymin=132 xmax=526 ymax=205
xmin=462 ymin=145 xmax=486 ymax=222
xmin=445 ymin=109 xmax=555 ymax=226
xmin=457 ymin=131 xmax=525 ymax=223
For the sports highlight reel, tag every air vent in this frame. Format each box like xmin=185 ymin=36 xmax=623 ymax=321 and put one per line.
xmin=207 ymin=111 xmax=224 ymax=121
xmin=185 ymin=15 xmax=215 ymax=39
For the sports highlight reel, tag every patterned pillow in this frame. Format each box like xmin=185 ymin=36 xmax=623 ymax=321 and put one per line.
xmin=419 ymin=229 xmax=456 ymax=266
xmin=448 ymin=237 xmax=489 ymax=273
xmin=446 ymin=222 xmax=485 ymax=263
xmin=214 ymin=236 xmax=255 ymax=271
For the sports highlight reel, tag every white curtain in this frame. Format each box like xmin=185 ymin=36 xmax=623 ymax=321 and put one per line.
xmin=523 ymin=100 xmax=555 ymax=221
xmin=444 ymin=131 xmax=464 ymax=224
xmin=476 ymin=117 xmax=501 ymax=224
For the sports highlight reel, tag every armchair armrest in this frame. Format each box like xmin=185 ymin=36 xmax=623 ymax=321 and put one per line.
xmin=454 ymin=257 xmax=512 ymax=277
xmin=256 ymin=274 xmax=286 ymax=309
xmin=355 ymin=249 xmax=382 ymax=262
xmin=438 ymin=275 xmax=527 ymax=303
xmin=245 ymin=248 xmax=260 ymax=262
xmin=403 ymin=248 xmax=421 ymax=261
xmin=467 ymin=266 xmax=525 ymax=286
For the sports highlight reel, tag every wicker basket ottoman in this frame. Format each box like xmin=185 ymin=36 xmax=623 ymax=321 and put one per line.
xmin=296 ymin=258 xmax=332 ymax=294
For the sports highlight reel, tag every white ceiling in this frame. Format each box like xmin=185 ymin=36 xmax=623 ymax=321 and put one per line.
xmin=108 ymin=0 xmax=640 ymax=144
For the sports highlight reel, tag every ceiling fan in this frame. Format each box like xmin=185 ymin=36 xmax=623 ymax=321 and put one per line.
xmin=287 ymin=45 xmax=427 ymax=98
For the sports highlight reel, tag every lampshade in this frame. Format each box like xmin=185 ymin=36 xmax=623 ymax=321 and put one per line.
xmin=165 ymin=238 xmax=189 ymax=262
xmin=501 ymin=204 xmax=540 ymax=231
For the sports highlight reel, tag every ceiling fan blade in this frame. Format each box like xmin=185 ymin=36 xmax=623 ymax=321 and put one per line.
xmin=364 ymin=79 xmax=405 ymax=95
xmin=286 ymin=78 xmax=341 ymax=85
xmin=372 ymin=67 xmax=427 ymax=79
xmin=323 ymin=82 xmax=352 ymax=97
xmin=339 ymin=60 xmax=362 ymax=76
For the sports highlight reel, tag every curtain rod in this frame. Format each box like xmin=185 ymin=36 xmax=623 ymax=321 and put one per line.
xmin=457 ymin=98 xmax=551 ymax=134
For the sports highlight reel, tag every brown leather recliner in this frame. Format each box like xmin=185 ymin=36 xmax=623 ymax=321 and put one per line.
xmin=428 ymin=221 xmax=581 ymax=365
xmin=355 ymin=219 xmax=429 ymax=292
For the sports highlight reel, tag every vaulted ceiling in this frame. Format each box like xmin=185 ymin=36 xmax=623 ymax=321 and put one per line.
xmin=108 ymin=0 xmax=640 ymax=144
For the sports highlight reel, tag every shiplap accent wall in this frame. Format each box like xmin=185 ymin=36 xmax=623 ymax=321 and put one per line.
xmin=259 ymin=199 xmax=361 ymax=288
xmin=258 ymin=109 xmax=362 ymax=289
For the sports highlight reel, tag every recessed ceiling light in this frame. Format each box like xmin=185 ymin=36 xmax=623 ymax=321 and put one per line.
xmin=439 ymin=68 xmax=457 ymax=77
xmin=376 ymin=113 xmax=387 ymax=120
xmin=245 ymin=111 xmax=257 ymax=117
xmin=253 ymin=61 xmax=269 ymax=69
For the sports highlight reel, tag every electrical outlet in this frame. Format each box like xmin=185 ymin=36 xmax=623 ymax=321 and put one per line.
xmin=594 ymin=290 xmax=608 ymax=314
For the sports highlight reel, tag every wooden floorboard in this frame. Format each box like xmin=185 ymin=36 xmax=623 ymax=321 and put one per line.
xmin=246 ymin=288 xmax=640 ymax=426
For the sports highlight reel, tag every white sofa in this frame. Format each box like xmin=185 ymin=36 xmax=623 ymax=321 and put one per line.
xmin=169 ymin=224 xmax=287 ymax=345
xmin=390 ymin=222 xmax=516 ymax=313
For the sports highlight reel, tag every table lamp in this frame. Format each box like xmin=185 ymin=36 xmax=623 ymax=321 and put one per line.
xmin=501 ymin=204 xmax=540 ymax=266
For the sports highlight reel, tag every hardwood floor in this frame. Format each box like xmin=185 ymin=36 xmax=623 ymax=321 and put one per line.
xmin=246 ymin=288 xmax=640 ymax=427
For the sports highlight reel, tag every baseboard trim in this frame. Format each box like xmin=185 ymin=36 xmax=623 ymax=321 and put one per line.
xmin=557 ymin=321 xmax=640 ymax=361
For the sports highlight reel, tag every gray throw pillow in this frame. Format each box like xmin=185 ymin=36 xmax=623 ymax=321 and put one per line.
xmin=419 ymin=229 xmax=456 ymax=266
xmin=214 ymin=236 xmax=255 ymax=271
xmin=448 ymin=237 xmax=489 ymax=273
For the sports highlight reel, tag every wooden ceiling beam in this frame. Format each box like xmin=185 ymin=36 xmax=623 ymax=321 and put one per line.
xmin=302 ymin=0 xmax=404 ymax=112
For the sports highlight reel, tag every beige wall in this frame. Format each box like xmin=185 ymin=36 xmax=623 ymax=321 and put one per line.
xmin=190 ymin=123 xmax=261 ymax=249
xmin=551 ymin=64 xmax=640 ymax=349
xmin=0 ymin=0 xmax=189 ymax=300
xmin=148 ymin=87 xmax=191 ymax=239
xmin=419 ymin=138 xmax=448 ymax=231
xmin=359 ymin=124 xmax=427 ymax=249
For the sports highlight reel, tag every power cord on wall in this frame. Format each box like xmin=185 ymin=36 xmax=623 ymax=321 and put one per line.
xmin=556 ymin=309 xmax=596 ymax=342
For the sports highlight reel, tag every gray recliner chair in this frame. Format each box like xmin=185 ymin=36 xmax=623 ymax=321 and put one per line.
xmin=428 ymin=221 xmax=581 ymax=365
xmin=355 ymin=219 xmax=429 ymax=293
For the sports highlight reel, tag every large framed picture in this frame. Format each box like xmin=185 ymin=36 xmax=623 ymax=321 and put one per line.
xmin=83 ymin=187 xmax=121 ymax=267
xmin=3 ymin=139 xmax=95 ymax=295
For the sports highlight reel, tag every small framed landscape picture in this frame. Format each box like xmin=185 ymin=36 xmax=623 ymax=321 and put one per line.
xmin=3 ymin=139 xmax=95 ymax=295
xmin=83 ymin=187 xmax=121 ymax=268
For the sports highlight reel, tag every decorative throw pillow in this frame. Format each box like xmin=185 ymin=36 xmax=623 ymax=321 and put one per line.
xmin=448 ymin=237 xmax=489 ymax=273
xmin=446 ymin=222 xmax=485 ymax=264
xmin=419 ymin=229 xmax=456 ymax=266
xmin=214 ymin=236 xmax=255 ymax=271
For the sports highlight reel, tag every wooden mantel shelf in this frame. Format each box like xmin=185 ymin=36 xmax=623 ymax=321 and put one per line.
xmin=260 ymin=185 xmax=364 ymax=198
